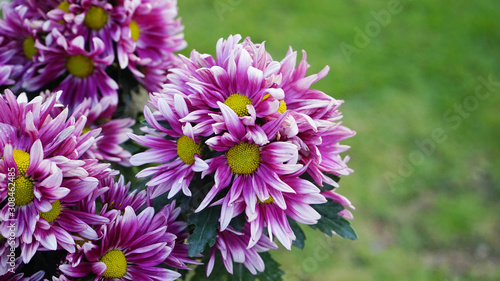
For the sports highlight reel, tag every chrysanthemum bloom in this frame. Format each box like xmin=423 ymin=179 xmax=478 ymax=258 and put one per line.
xmin=48 ymin=0 xmax=125 ymax=60
xmin=60 ymin=206 xmax=182 ymax=281
xmin=0 ymin=2 xmax=44 ymax=89
xmin=168 ymin=34 xmax=283 ymax=129
xmin=194 ymin=103 xmax=316 ymax=249
xmin=70 ymin=96 xmax=135 ymax=166
xmin=0 ymin=89 xmax=109 ymax=263
xmin=207 ymin=224 xmax=278 ymax=276
xmin=130 ymin=93 xmax=209 ymax=199
xmin=24 ymin=30 xmax=118 ymax=110
xmin=117 ymin=0 xmax=186 ymax=92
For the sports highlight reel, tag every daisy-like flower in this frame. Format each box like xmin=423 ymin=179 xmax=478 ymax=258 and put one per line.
xmin=118 ymin=0 xmax=186 ymax=92
xmin=0 ymin=89 xmax=109 ymax=263
xmin=58 ymin=0 xmax=125 ymax=60
xmin=60 ymin=206 xmax=182 ymax=281
xmin=24 ymin=30 xmax=118 ymax=111
xmin=207 ymin=224 xmax=278 ymax=276
xmin=168 ymin=34 xmax=283 ymax=128
xmin=0 ymin=2 xmax=44 ymax=90
xmin=322 ymin=189 xmax=355 ymax=220
xmin=130 ymin=93 xmax=209 ymax=199
xmin=71 ymin=96 xmax=135 ymax=166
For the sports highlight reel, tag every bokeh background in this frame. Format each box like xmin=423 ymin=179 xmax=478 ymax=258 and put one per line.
xmin=178 ymin=0 xmax=500 ymax=280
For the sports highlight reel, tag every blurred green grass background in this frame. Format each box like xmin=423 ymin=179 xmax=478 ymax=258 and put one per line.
xmin=178 ymin=0 xmax=500 ymax=280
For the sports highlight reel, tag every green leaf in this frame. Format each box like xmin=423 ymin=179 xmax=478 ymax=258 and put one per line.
xmin=310 ymin=199 xmax=357 ymax=240
xmin=288 ymin=219 xmax=306 ymax=249
xmin=187 ymin=206 xmax=221 ymax=257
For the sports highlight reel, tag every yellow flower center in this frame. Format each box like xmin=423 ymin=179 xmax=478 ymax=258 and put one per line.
xmin=13 ymin=176 xmax=35 ymax=206
xmin=177 ymin=135 xmax=202 ymax=165
xmin=129 ymin=20 xmax=140 ymax=41
xmin=81 ymin=126 xmax=92 ymax=135
xmin=13 ymin=150 xmax=30 ymax=176
xmin=8 ymin=150 xmax=34 ymax=206
xmin=23 ymin=37 xmax=38 ymax=60
xmin=224 ymin=94 xmax=252 ymax=117
xmin=262 ymin=93 xmax=287 ymax=113
xmin=84 ymin=5 xmax=108 ymax=30
xmin=40 ymin=200 xmax=62 ymax=223
xmin=226 ymin=143 xmax=261 ymax=175
xmin=66 ymin=55 xmax=94 ymax=78
xmin=57 ymin=1 xmax=70 ymax=13
xmin=257 ymin=195 xmax=274 ymax=204
xmin=100 ymin=249 xmax=127 ymax=279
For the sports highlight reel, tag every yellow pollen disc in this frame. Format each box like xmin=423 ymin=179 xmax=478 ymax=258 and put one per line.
xmin=13 ymin=176 xmax=35 ymax=206
xmin=57 ymin=1 xmax=70 ymax=13
xmin=23 ymin=37 xmax=38 ymax=60
xmin=13 ymin=150 xmax=30 ymax=176
xmin=100 ymin=249 xmax=127 ymax=279
xmin=129 ymin=20 xmax=140 ymax=41
xmin=66 ymin=55 xmax=94 ymax=78
xmin=257 ymin=195 xmax=274 ymax=204
xmin=226 ymin=143 xmax=261 ymax=175
xmin=40 ymin=200 xmax=62 ymax=223
xmin=84 ymin=5 xmax=108 ymax=30
xmin=81 ymin=126 xmax=92 ymax=135
xmin=224 ymin=94 xmax=252 ymax=117
xmin=177 ymin=135 xmax=202 ymax=165
xmin=278 ymin=100 xmax=287 ymax=113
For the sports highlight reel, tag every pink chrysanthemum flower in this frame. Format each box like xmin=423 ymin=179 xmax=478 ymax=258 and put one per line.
xmin=24 ymin=30 xmax=118 ymax=110
xmin=207 ymin=224 xmax=278 ymax=276
xmin=169 ymin=34 xmax=283 ymax=129
xmin=0 ymin=3 xmax=44 ymax=90
xmin=47 ymin=0 xmax=125 ymax=60
xmin=117 ymin=0 xmax=186 ymax=92
xmin=130 ymin=93 xmax=209 ymax=199
xmin=0 ymin=89 xmax=110 ymax=263
xmin=60 ymin=206 xmax=182 ymax=281
xmin=322 ymin=189 xmax=355 ymax=220
xmin=71 ymin=96 xmax=135 ymax=166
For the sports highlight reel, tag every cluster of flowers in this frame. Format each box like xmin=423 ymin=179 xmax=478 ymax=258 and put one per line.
xmin=131 ymin=34 xmax=356 ymax=276
xmin=0 ymin=90 xmax=195 ymax=280
xmin=0 ymin=0 xmax=185 ymax=110
xmin=0 ymin=1 xmax=356 ymax=280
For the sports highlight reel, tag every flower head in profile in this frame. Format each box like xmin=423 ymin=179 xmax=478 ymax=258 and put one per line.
xmin=60 ymin=206 xmax=182 ymax=281
xmin=0 ymin=89 xmax=110 ymax=263
xmin=118 ymin=0 xmax=186 ymax=92
xmin=24 ymin=30 xmax=118 ymax=110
